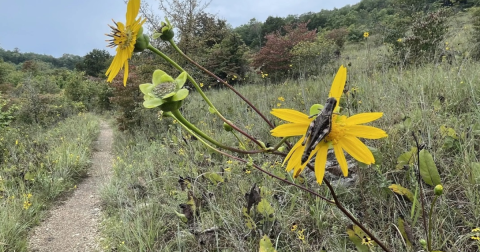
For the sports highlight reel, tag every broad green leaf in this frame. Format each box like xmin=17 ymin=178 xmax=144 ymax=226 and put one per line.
xmin=259 ymin=235 xmax=277 ymax=252
xmin=257 ymin=198 xmax=275 ymax=222
xmin=419 ymin=149 xmax=441 ymax=186
xmin=398 ymin=217 xmax=413 ymax=247
xmin=389 ymin=184 xmax=414 ymax=202
xmin=346 ymin=227 xmax=370 ymax=252
xmin=396 ymin=147 xmax=417 ymax=170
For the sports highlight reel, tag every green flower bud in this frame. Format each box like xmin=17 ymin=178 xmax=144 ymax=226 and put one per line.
xmin=153 ymin=17 xmax=174 ymax=41
xmin=419 ymin=239 xmax=427 ymax=248
xmin=278 ymin=146 xmax=286 ymax=152
xmin=434 ymin=184 xmax=443 ymax=196
xmin=134 ymin=27 xmax=150 ymax=52
xmin=223 ymin=121 xmax=233 ymax=132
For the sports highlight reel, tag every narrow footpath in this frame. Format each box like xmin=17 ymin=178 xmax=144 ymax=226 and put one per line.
xmin=29 ymin=120 xmax=113 ymax=252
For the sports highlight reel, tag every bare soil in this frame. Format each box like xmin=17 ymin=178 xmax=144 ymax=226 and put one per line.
xmin=29 ymin=120 xmax=113 ymax=252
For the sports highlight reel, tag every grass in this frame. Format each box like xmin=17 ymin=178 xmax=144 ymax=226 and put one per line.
xmin=99 ymin=11 xmax=480 ymax=252
xmin=0 ymin=113 xmax=100 ymax=251
xmin=100 ymin=57 xmax=480 ymax=251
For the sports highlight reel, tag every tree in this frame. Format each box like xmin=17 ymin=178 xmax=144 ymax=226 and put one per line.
xmin=76 ymin=49 xmax=111 ymax=77
xmin=252 ymin=22 xmax=316 ymax=77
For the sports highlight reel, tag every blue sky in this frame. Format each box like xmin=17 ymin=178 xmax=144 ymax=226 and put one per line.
xmin=0 ymin=0 xmax=360 ymax=58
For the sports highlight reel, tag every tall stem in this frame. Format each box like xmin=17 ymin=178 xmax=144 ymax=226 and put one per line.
xmin=148 ymin=44 xmax=263 ymax=147
xmin=323 ymin=179 xmax=391 ymax=252
xmin=168 ymin=40 xmax=275 ymax=129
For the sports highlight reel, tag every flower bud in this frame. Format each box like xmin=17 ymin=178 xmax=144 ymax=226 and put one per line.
xmin=419 ymin=239 xmax=427 ymax=248
xmin=434 ymin=184 xmax=443 ymax=196
xmin=223 ymin=121 xmax=233 ymax=132
xmin=153 ymin=17 xmax=174 ymax=41
xmin=134 ymin=27 xmax=150 ymax=52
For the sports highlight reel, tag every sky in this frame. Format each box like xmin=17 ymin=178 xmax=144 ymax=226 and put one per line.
xmin=0 ymin=0 xmax=360 ymax=58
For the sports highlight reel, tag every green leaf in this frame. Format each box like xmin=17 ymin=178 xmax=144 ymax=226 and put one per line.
xmin=389 ymin=184 xmax=414 ymax=202
xmin=152 ymin=70 xmax=167 ymax=85
xmin=143 ymin=98 xmax=163 ymax=108
xmin=24 ymin=172 xmax=35 ymax=181
xmin=242 ymin=207 xmax=256 ymax=230
xmin=204 ymin=172 xmax=224 ymax=185
xmin=419 ymin=149 xmax=441 ymax=186
xmin=257 ymin=198 xmax=275 ymax=222
xmin=175 ymin=72 xmax=188 ymax=89
xmin=309 ymin=104 xmax=324 ymax=117
xmin=398 ymin=217 xmax=413 ymax=248
xmin=259 ymin=235 xmax=277 ymax=252
xmin=396 ymin=147 xmax=417 ymax=170
xmin=139 ymin=83 xmax=152 ymax=95
xmin=346 ymin=227 xmax=370 ymax=252
xmin=174 ymin=210 xmax=188 ymax=223
xmin=172 ymin=89 xmax=189 ymax=101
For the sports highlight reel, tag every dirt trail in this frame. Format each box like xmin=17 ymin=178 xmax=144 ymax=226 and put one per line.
xmin=29 ymin=120 xmax=113 ymax=252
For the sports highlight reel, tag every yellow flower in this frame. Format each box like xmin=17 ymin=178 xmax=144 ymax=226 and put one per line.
xmin=397 ymin=38 xmax=402 ymax=42
xmin=200 ymin=82 xmax=204 ymax=88
xmin=361 ymin=236 xmax=374 ymax=246
xmin=278 ymin=96 xmax=285 ymax=102
xmin=105 ymin=0 xmax=146 ymax=86
xmin=23 ymin=200 xmax=32 ymax=210
xmin=270 ymin=66 xmax=387 ymax=184
xmin=363 ymin=32 xmax=369 ymax=38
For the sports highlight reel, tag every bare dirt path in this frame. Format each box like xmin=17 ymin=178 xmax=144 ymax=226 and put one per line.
xmin=29 ymin=120 xmax=113 ymax=252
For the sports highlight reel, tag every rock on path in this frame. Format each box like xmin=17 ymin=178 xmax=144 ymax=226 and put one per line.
xmin=29 ymin=120 xmax=113 ymax=252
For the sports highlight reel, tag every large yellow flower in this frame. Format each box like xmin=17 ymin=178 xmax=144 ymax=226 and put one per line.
xmin=105 ymin=0 xmax=146 ymax=86
xmin=271 ymin=66 xmax=387 ymax=184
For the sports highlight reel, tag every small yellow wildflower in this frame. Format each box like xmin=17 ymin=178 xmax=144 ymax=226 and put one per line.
xmin=277 ymin=103 xmax=282 ymax=107
xmin=15 ymin=140 xmax=18 ymax=145
xmin=23 ymin=200 xmax=32 ymax=210
xmin=290 ymin=223 xmax=298 ymax=232
xmin=397 ymin=38 xmax=402 ymax=42
xmin=472 ymin=227 xmax=480 ymax=232
xmin=200 ymin=82 xmax=204 ymax=87
xmin=226 ymin=160 xmax=233 ymax=164
xmin=297 ymin=229 xmax=305 ymax=240
xmin=363 ymin=32 xmax=369 ymax=38
xmin=278 ymin=96 xmax=285 ymax=102
xmin=244 ymin=169 xmax=251 ymax=174
xmin=361 ymin=236 xmax=374 ymax=246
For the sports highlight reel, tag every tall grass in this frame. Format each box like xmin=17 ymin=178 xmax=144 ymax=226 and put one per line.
xmin=0 ymin=113 xmax=100 ymax=251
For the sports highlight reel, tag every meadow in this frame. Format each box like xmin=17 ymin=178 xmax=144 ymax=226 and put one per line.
xmin=98 ymin=19 xmax=480 ymax=251
xmin=0 ymin=1 xmax=479 ymax=252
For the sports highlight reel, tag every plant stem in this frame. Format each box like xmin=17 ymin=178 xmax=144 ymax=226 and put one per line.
xmin=412 ymin=132 xmax=429 ymax=246
xmin=148 ymin=44 xmax=263 ymax=147
xmin=427 ymin=195 xmax=438 ymax=251
xmin=169 ymin=110 xmax=263 ymax=155
xmin=168 ymin=40 xmax=275 ymax=129
xmin=170 ymin=111 xmax=334 ymax=203
xmin=323 ymin=179 xmax=391 ymax=252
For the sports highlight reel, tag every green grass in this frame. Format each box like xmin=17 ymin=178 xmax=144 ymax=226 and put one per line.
xmin=0 ymin=113 xmax=100 ymax=251
xmin=99 ymin=11 xmax=480 ymax=251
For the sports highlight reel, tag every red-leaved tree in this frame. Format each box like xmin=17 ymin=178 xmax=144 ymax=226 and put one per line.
xmin=252 ymin=22 xmax=316 ymax=76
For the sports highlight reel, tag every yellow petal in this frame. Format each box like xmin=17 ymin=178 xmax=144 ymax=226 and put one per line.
xmin=328 ymin=65 xmax=347 ymax=109
xmin=287 ymin=147 xmax=304 ymax=174
xmin=347 ymin=125 xmax=388 ymax=139
xmin=314 ymin=143 xmax=329 ymax=184
xmin=271 ymin=123 xmax=310 ymax=137
xmin=271 ymin=109 xmax=310 ymax=123
xmin=126 ymin=0 xmax=140 ymax=25
xmin=333 ymin=144 xmax=348 ymax=176
xmin=123 ymin=60 xmax=129 ymax=86
xmin=340 ymin=136 xmax=375 ymax=164
xmin=346 ymin=112 xmax=383 ymax=125
xmin=284 ymin=139 xmax=304 ymax=169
